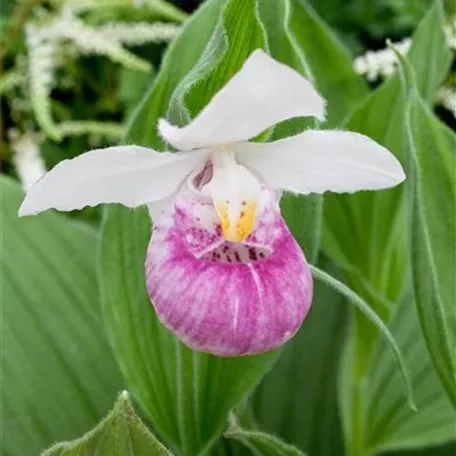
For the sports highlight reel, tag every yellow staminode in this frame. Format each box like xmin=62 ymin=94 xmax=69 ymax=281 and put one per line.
xmin=206 ymin=150 xmax=261 ymax=242
xmin=216 ymin=199 xmax=257 ymax=242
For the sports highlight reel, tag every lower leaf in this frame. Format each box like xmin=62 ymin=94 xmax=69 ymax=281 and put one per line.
xmin=41 ymin=391 xmax=172 ymax=455
xmin=1 ymin=177 xmax=123 ymax=456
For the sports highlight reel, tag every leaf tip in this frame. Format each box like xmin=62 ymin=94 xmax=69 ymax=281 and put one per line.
xmin=409 ymin=396 xmax=418 ymax=413
xmin=120 ymin=389 xmax=130 ymax=400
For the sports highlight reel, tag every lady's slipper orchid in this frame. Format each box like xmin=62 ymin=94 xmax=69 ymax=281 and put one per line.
xmin=19 ymin=49 xmax=405 ymax=356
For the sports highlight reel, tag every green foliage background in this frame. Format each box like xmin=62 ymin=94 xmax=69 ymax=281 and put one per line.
xmin=1 ymin=0 xmax=455 ymax=455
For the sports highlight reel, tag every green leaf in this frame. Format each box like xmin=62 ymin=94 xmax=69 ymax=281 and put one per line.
xmin=321 ymin=14 xmax=452 ymax=444
xmin=225 ymin=427 xmax=306 ymax=456
xmin=0 ymin=0 xmax=13 ymax=17
xmin=118 ymin=67 xmax=154 ymax=119
xmin=325 ymin=6 xmax=455 ymax=452
xmin=280 ymin=193 xmax=322 ymax=264
xmin=395 ymin=442 xmax=456 ymax=456
xmin=324 ymin=1 xmax=452 ymax=299
xmin=337 ymin=40 xmax=456 ymax=441
xmin=0 ymin=177 xmax=123 ymax=456
xmin=100 ymin=2 xmax=281 ymax=455
xmin=362 ymin=295 xmax=456 ymax=452
xmin=310 ymin=266 xmax=415 ymax=411
xmin=42 ymin=391 xmax=172 ymax=455
xmin=338 ymin=28 xmax=456 ymax=454
xmin=260 ymin=0 xmax=369 ymax=127
xmin=406 ymin=93 xmax=456 ymax=408
xmin=125 ymin=0 xmax=225 ymax=148
xmin=253 ymin=271 xmax=346 ymax=456
xmin=168 ymin=0 xmax=266 ymax=125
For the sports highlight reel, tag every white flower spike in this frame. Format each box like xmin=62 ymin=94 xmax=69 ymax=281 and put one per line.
xmin=19 ymin=49 xmax=406 ymax=356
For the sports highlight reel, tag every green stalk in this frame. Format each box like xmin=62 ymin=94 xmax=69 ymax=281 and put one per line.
xmin=349 ymin=311 xmax=371 ymax=456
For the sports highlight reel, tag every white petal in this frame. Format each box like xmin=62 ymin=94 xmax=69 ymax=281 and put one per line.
xmin=158 ymin=49 xmax=325 ymax=151
xmin=235 ymin=130 xmax=406 ymax=194
xmin=19 ymin=145 xmax=209 ymax=216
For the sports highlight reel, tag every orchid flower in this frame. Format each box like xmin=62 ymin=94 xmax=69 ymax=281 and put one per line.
xmin=19 ymin=50 xmax=405 ymax=356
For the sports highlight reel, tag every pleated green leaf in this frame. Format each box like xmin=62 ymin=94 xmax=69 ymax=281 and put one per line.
xmin=100 ymin=2 xmax=282 ymax=455
xmin=259 ymin=0 xmax=369 ymax=128
xmin=1 ymin=177 xmax=123 ymax=456
xmin=168 ymin=0 xmax=266 ymax=125
xmin=407 ymin=93 xmax=456 ymax=408
xmin=324 ymin=1 xmax=452 ymax=302
xmin=322 ymin=3 xmax=455 ymax=454
xmin=311 ymin=266 xmax=415 ymax=410
xmin=42 ymin=392 xmax=172 ymax=456
xmin=363 ymin=296 xmax=456 ymax=452
xmin=253 ymin=267 xmax=346 ymax=456
xmin=125 ymin=0 xmax=225 ymax=148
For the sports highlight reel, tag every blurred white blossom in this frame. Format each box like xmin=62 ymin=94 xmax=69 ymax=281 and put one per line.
xmin=354 ymin=20 xmax=456 ymax=118
xmin=438 ymin=86 xmax=456 ymax=118
xmin=354 ymin=39 xmax=411 ymax=81
xmin=17 ymin=4 xmax=180 ymax=141
xmin=99 ymin=21 xmax=180 ymax=46
xmin=10 ymin=131 xmax=46 ymax=191
xmin=355 ymin=17 xmax=455 ymax=82
xmin=26 ymin=23 xmax=61 ymax=140
xmin=445 ymin=17 xmax=456 ymax=51
xmin=44 ymin=8 xmax=153 ymax=72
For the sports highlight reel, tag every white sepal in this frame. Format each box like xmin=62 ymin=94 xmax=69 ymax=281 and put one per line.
xmin=235 ymin=130 xmax=405 ymax=194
